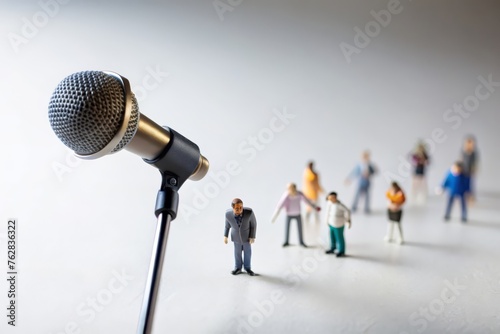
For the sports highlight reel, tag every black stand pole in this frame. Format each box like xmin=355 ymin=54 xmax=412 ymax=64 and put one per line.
xmin=137 ymin=212 xmax=172 ymax=334
xmin=137 ymin=174 xmax=180 ymax=334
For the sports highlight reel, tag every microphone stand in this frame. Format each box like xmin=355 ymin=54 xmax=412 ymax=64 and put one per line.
xmin=136 ymin=128 xmax=202 ymax=334
xmin=137 ymin=174 xmax=179 ymax=334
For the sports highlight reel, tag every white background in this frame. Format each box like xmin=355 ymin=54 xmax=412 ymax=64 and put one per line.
xmin=1 ymin=1 xmax=499 ymax=333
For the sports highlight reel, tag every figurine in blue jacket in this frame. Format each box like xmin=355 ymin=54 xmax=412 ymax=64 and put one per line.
xmin=440 ymin=162 xmax=470 ymax=222
xmin=345 ymin=150 xmax=377 ymax=214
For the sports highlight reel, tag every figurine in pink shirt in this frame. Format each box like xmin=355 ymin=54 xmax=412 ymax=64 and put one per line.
xmin=272 ymin=183 xmax=320 ymax=247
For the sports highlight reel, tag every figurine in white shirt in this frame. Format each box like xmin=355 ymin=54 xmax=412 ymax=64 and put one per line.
xmin=325 ymin=192 xmax=351 ymax=257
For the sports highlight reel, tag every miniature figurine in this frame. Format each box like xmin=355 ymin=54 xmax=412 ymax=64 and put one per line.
xmin=385 ymin=181 xmax=406 ymax=244
xmin=272 ymin=183 xmax=320 ymax=247
xmin=409 ymin=141 xmax=430 ymax=205
xmin=461 ymin=135 xmax=479 ymax=203
xmin=439 ymin=162 xmax=470 ymax=222
xmin=324 ymin=192 xmax=351 ymax=257
xmin=303 ymin=161 xmax=324 ymax=224
xmin=224 ymin=198 xmax=257 ymax=276
xmin=345 ymin=150 xmax=377 ymax=213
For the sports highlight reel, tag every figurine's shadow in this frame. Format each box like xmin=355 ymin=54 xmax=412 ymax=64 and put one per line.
xmin=249 ymin=273 xmax=292 ymax=288
xmin=398 ymin=241 xmax=467 ymax=254
xmin=282 ymin=244 xmax=320 ymax=249
xmin=235 ymin=272 xmax=261 ymax=277
xmin=403 ymin=241 xmax=452 ymax=249
xmin=465 ymin=219 xmax=500 ymax=230
xmin=336 ymin=253 xmax=385 ymax=263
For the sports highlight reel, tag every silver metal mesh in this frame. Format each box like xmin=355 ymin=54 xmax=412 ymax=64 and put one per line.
xmin=113 ymin=93 xmax=139 ymax=153
xmin=48 ymin=71 xmax=139 ymax=155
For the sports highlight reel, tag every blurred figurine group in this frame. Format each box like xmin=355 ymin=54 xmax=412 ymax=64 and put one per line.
xmin=223 ymin=135 xmax=479 ymax=275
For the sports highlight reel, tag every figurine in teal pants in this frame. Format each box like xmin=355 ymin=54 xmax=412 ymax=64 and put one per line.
xmin=325 ymin=192 xmax=351 ymax=257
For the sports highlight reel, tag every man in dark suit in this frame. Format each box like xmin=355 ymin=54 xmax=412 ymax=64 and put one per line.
xmin=224 ymin=198 xmax=257 ymax=276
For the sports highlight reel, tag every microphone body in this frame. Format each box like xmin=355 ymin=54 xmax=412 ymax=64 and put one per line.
xmin=48 ymin=71 xmax=208 ymax=183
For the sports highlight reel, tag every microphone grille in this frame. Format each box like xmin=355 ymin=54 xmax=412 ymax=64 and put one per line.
xmin=48 ymin=71 xmax=139 ymax=156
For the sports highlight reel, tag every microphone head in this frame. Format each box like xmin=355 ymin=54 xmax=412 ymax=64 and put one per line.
xmin=48 ymin=71 xmax=139 ymax=159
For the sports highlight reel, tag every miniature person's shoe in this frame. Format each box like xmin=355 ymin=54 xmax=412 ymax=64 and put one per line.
xmin=444 ymin=216 xmax=450 ymax=222
xmin=461 ymin=217 xmax=467 ymax=223
xmin=397 ymin=239 xmax=404 ymax=245
xmin=300 ymin=243 xmax=308 ymax=248
xmin=325 ymin=249 xmax=335 ymax=254
xmin=245 ymin=269 xmax=255 ymax=276
xmin=336 ymin=252 xmax=345 ymax=257
xmin=384 ymin=236 xmax=392 ymax=243
xmin=231 ymin=269 xmax=242 ymax=275
xmin=282 ymin=242 xmax=289 ymax=247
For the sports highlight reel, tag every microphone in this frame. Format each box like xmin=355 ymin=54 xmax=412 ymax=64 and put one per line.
xmin=48 ymin=71 xmax=209 ymax=182
xmin=49 ymin=71 xmax=209 ymax=334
